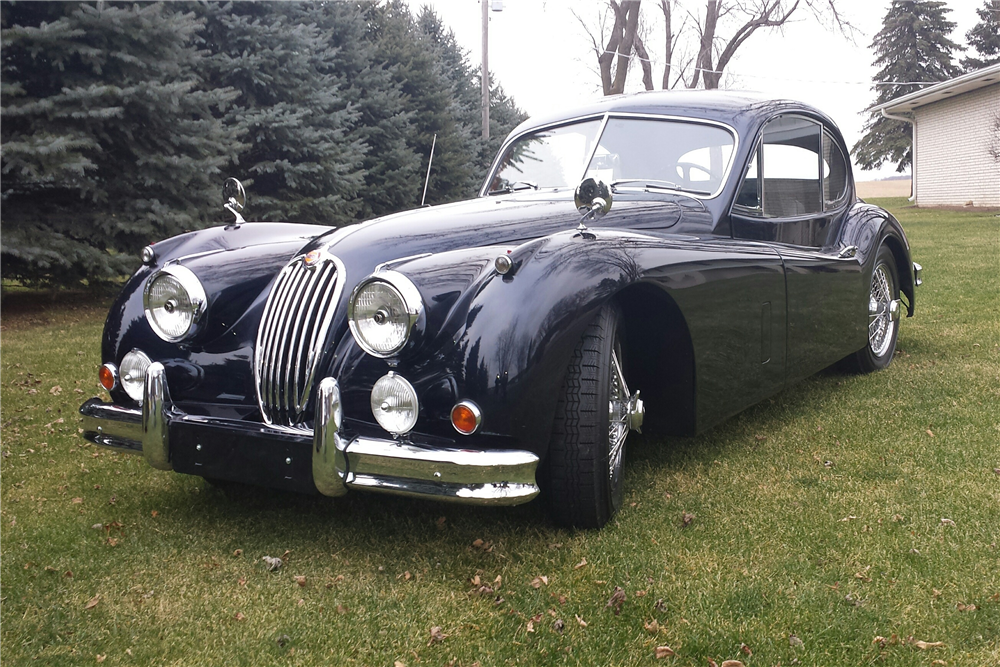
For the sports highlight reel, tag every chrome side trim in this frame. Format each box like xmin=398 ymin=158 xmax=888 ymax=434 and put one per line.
xmin=142 ymin=362 xmax=172 ymax=470
xmin=312 ymin=377 xmax=348 ymax=497
xmin=913 ymin=262 xmax=923 ymax=286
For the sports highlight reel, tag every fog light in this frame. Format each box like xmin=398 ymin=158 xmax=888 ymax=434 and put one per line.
xmin=119 ymin=349 xmax=152 ymax=402
xmin=370 ymin=372 xmax=419 ymax=435
xmin=99 ymin=364 xmax=118 ymax=391
xmin=451 ymin=401 xmax=482 ymax=435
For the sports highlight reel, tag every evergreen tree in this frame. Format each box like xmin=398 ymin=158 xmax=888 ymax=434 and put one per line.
xmin=311 ymin=1 xmax=421 ymax=219
xmin=852 ymin=1 xmax=960 ymax=172
xmin=1 ymin=1 xmax=241 ymax=286
xmin=961 ymin=0 xmax=1000 ymax=71
xmin=197 ymin=2 xmax=367 ymax=225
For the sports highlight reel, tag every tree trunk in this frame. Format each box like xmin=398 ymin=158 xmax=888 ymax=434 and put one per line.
xmin=660 ymin=0 xmax=672 ymax=89
xmin=598 ymin=2 xmax=627 ymax=95
xmin=696 ymin=0 xmax=719 ymax=89
xmin=611 ymin=1 xmax=642 ymax=95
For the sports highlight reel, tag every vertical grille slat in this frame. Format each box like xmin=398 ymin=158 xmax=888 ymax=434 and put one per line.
xmin=255 ymin=254 xmax=345 ymax=428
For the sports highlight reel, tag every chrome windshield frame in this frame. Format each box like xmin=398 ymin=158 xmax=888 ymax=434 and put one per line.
xmin=480 ymin=112 xmax=741 ymax=201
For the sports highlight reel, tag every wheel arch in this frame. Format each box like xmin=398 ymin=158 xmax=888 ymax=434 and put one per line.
xmin=614 ymin=282 xmax=696 ymax=436
xmin=880 ymin=232 xmax=915 ymax=316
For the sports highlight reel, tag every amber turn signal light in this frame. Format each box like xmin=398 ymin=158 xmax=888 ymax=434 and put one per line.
xmin=99 ymin=364 xmax=117 ymax=391
xmin=450 ymin=401 xmax=482 ymax=435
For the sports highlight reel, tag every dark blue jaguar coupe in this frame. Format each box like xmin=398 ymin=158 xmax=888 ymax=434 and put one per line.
xmin=81 ymin=91 xmax=921 ymax=528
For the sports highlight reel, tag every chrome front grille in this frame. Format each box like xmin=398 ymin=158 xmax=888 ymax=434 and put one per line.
xmin=255 ymin=253 xmax=345 ymax=428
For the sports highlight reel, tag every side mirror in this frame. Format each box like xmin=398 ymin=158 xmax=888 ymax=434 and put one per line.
xmin=574 ymin=178 xmax=612 ymax=217
xmin=223 ymin=178 xmax=247 ymax=226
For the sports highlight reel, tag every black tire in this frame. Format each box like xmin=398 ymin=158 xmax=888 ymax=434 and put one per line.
xmin=545 ymin=302 xmax=629 ymax=529
xmin=844 ymin=244 xmax=901 ymax=373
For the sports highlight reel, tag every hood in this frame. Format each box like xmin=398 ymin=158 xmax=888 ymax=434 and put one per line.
xmin=300 ymin=191 xmax=714 ymax=285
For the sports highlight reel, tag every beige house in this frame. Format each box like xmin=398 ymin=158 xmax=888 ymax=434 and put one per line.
xmin=874 ymin=64 xmax=1000 ymax=207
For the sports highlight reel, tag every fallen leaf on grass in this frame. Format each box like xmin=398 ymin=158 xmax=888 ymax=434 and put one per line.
xmin=553 ymin=618 xmax=565 ymax=633
xmin=993 ymin=468 xmax=1000 ymax=476
xmin=50 ymin=386 xmax=62 ymax=396
xmin=238 ymin=577 xmax=246 ymax=586
xmin=654 ymin=646 xmax=676 ymax=658
xmin=940 ymin=518 xmax=955 ymax=527
xmin=96 ymin=655 xmax=105 ymax=663
xmin=926 ymin=429 xmax=934 ymax=437
xmin=150 ymin=510 xmax=159 ymax=518
xmin=294 ymin=575 xmax=307 ymax=587
xmin=336 ymin=604 xmax=348 ymax=614
xmin=706 ymin=659 xmax=718 ymax=667
xmin=428 ymin=626 xmax=448 ymax=645
xmin=574 ymin=558 xmax=588 ymax=569
xmin=72 ymin=498 xmax=83 ymax=504
xmin=606 ymin=586 xmax=626 ymax=615
xmin=296 ymin=598 xmax=304 ymax=606
xmin=839 ymin=515 xmax=858 ymax=522
xmin=232 ymin=549 xmax=242 ymax=557
xmin=276 ymin=634 xmax=291 ymax=648
xmin=681 ymin=512 xmax=695 ymax=527
xmin=526 ymin=620 xmax=535 ymax=633
xmin=740 ymin=643 xmax=752 ymax=656
xmin=931 ymin=661 xmax=947 ymax=666
xmin=84 ymin=595 xmax=100 ymax=610
xmin=471 ymin=539 xmax=493 ymax=552
xmin=654 ymin=598 xmax=668 ymax=613
xmin=644 ymin=619 xmax=660 ymax=634
xmin=720 ymin=662 xmax=744 ymax=667
xmin=262 ymin=556 xmax=282 ymax=571
xmin=575 ymin=614 xmax=587 ymax=627
xmin=911 ymin=639 xmax=945 ymax=650
xmin=106 ymin=538 xmax=118 ymax=547
xmin=530 ymin=575 xmax=549 ymax=588
xmin=788 ymin=634 xmax=804 ymax=648
xmin=956 ymin=602 xmax=977 ymax=611
xmin=64 ymin=570 xmax=73 ymax=578
xmin=234 ymin=612 xmax=246 ymax=621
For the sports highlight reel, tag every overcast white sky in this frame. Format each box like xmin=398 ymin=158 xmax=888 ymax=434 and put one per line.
xmin=408 ymin=0 xmax=982 ymax=181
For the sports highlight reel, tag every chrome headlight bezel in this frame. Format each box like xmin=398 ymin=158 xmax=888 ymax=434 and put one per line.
xmin=347 ymin=271 xmax=423 ymax=358
xmin=143 ymin=264 xmax=207 ymax=343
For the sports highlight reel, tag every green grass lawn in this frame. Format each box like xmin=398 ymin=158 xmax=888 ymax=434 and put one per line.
xmin=2 ymin=200 xmax=998 ymax=666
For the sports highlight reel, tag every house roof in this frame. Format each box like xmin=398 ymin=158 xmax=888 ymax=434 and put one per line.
xmin=873 ymin=63 xmax=1000 ymax=115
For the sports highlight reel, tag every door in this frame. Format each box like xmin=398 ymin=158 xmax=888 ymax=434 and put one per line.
xmin=731 ymin=116 xmax=864 ymax=383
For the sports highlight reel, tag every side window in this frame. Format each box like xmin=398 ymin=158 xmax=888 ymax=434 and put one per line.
xmin=761 ymin=116 xmax=822 ymax=218
xmin=822 ymin=129 xmax=849 ymax=209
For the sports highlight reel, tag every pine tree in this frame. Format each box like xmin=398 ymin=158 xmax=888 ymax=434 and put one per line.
xmin=1 ymin=2 xmax=241 ymax=286
xmin=197 ymin=2 xmax=368 ymax=225
xmin=961 ymin=0 xmax=1000 ymax=71
xmin=852 ymin=0 xmax=961 ymax=172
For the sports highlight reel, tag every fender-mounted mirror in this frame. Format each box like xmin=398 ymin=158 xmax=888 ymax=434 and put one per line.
xmin=223 ymin=177 xmax=247 ymax=226
xmin=573 ymin=178 xmax=612 ymax=238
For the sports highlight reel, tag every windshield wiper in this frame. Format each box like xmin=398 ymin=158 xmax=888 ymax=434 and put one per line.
xmin=610 ymin=179 xmax=710 ymax=196
xmin=487 ymin=180 xmax=539 ymax=195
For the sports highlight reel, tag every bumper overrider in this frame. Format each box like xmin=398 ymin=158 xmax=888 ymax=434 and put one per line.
xmin=79 ymin=363 xmax=540 ymax=505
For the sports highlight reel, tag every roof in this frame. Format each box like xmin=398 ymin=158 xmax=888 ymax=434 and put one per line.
xmin=510 ymin=90 xmax=836 ymax=139
xmin=873 ymin=64 xmax=1000 ymax=115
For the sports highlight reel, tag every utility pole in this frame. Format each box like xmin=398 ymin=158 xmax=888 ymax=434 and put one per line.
xmin=481 ymin=0 xmax=489 ymax=141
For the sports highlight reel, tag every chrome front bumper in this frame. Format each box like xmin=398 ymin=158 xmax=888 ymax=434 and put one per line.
xmin=80 ymin=363 xmax=540 ymax=506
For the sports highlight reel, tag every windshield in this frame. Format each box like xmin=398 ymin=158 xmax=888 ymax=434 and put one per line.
xmin=487 ymin=116 xmax=736 ymax=197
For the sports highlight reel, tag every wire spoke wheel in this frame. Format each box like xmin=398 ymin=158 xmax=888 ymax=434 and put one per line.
xmin=868 ymin=261 xmax=896 ymax=357
xmin=607 ymin=345 xmax=630 ymax=490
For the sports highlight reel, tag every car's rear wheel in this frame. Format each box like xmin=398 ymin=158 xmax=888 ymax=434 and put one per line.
xmin=546 ymin=301 xmax=638 ymax=529
xmin=845 ymin=244 xmax=901 ymax=373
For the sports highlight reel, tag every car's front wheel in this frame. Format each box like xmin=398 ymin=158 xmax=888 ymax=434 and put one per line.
xmin=845 ymin=244 xmax=901 ymax=373
xmin=545 ymin=302 xmax=641 ymax=529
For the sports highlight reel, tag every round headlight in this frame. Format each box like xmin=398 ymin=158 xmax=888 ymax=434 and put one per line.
xmin=348 ymin=272 xmax=422 ymax=357
xmin=119 ymin=349 xmax=152 ymax=402
xmin=143 ymin=265 xmax=207 ymax=342
xmin=371 ymin=372 xmax=419 ymax=435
